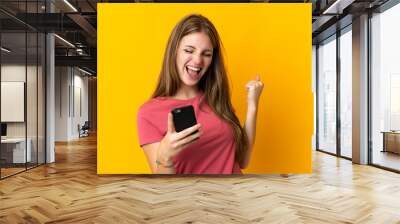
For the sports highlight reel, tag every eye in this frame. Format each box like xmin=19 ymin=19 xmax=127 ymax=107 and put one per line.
xmin=184 ymin=49 xmax=193 ymax=53
xmin=203 ymin=53 xmax=212 ymax=58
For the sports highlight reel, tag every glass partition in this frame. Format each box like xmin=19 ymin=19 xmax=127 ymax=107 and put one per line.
xmin=371 ymin=3 xmax=400 ymax=171
xmin=339 ymin=27 xmax=352 ymax=158
xmin=27 ymin=31 xmax=38 ymax=169
xmin=1 ymin=30 xmax=28 ymax=177
xmin=38 ymin=32 xmax=45 ymax=165
xmin=317 ymin=35 xmax=337 ymax=155
xmin=0 ymin=1 xmax=46 ymax=179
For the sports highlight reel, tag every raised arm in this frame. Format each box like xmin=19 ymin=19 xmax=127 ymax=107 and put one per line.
xmin=240 ymin=75 xmax=264 ymax=169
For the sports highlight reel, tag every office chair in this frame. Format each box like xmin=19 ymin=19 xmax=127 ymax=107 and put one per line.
xmin=79 ymin=121 xmax=90 ymax=138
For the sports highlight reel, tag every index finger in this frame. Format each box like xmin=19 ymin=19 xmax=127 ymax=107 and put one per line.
xmin=175 ymin=123 xmax=201 ymax=141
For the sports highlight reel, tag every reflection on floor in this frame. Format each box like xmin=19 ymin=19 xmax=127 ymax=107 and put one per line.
xmin=0 ymin=167 xmax=25 ymax=178
xmin=0 ymin=162 xmax=42 ymax=178
xmin=373 ymin=150 xmax=400 ymax=171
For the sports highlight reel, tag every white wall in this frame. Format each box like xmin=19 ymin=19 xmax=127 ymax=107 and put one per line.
xmin=55 ymin=66 xmax=70 ymax=141
xmin=55 ymin=67 xmax=89 ymax=141
xmin=75 ymin=70 xmax=89 ymax=139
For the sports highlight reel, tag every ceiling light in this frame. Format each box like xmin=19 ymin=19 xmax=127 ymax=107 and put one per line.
xmin=63 ymin=0 xmax=78 ymax=12
xmin=78 ymin=67 xmax=93 ymax=76
xmin=54 ymin=34 xmax=75 ymax=48
xmin=1 ymin=47 xmax=11 ymax=53
xmin=322 ymin=0 xmax=355 ymax=15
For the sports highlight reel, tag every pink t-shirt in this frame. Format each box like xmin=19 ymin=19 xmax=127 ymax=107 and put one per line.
xmin=137 ymin=93 xmax=242 ymax=174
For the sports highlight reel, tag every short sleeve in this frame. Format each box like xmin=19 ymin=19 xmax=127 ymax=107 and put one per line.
xmin=137 ymin=108 xmax=164 ymax=146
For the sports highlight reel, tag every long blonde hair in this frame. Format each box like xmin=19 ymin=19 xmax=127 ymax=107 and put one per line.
xmin=152 ymin=14 xmax=248 ymax=164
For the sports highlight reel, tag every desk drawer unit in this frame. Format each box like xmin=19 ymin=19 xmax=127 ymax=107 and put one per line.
xmin=0 ymin=138 xmax=32 ymax=164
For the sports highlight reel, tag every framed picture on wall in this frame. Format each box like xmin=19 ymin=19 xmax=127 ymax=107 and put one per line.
xmin=1 ymin=81 xmax=25 ymax=122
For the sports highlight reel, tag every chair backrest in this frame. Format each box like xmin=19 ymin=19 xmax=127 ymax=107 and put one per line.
xmin=82 ymin=121 xmax=90 ymax=129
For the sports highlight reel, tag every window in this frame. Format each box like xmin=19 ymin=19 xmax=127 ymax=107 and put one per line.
xmin=339 ymin=28 xmax=352 ymax=158
xmin=317 ymin=36 xmax=337 ymax=154
xmin=371 ymin=2 xmax=400 ymax=171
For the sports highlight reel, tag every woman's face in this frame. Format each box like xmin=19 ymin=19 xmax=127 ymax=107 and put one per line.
xmin=176 ymin=31 xmax=213 ymax=88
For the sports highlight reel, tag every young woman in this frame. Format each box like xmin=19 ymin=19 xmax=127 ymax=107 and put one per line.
xmin=137 ymin=14 xmax=263 ymax=174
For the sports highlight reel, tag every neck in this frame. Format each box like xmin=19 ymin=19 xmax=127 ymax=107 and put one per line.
xmin=174 ymin=86 xmax=199 ymax=100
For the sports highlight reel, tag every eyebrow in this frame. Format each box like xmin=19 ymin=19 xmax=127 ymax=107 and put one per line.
xmin=184 ymin=45 xmax=212 ymax=53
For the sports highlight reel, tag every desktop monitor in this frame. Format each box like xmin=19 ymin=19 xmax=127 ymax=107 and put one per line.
xmin=1 ymin=123 xmax=7 ymax=137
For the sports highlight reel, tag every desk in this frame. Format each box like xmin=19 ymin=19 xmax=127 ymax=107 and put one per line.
xmin=382 ymin=131 xmax=400 ymax=154
xmin=1 ymin=138 xmax=31 ymax=163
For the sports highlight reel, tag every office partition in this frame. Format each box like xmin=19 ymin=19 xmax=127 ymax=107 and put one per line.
xmin=0 ymin=1 xmax=46 ymax=179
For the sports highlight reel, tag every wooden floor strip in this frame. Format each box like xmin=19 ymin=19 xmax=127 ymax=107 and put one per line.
xmin=1 ymin=134 xmax=400 ymax=223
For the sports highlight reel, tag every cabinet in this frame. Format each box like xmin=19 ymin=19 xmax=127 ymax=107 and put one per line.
xmin=382 ymin=131 xmax=400 ymax=154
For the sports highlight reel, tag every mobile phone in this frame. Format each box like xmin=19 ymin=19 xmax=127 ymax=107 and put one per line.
xmin=171 ymin=105 xmax=198 ymax=133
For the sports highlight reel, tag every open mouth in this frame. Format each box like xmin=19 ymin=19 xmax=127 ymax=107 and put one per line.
xmin=185 ymin=65 xmax=202 ymax=80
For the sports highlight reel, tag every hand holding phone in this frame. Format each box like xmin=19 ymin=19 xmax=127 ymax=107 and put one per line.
xmin=156 ymin=110 xmax=202 ymax=166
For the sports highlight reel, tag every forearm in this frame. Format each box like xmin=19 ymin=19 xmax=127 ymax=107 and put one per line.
xmin=241 ymin=105 xmax=258 ymax=169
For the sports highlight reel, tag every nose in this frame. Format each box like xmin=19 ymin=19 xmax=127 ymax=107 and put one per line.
xmin=192 ymin=53 xmax=203 ymax=66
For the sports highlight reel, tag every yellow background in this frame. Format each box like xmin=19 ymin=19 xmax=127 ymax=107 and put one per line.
xmin=98 ymin=3 xmax=312 ymax=174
